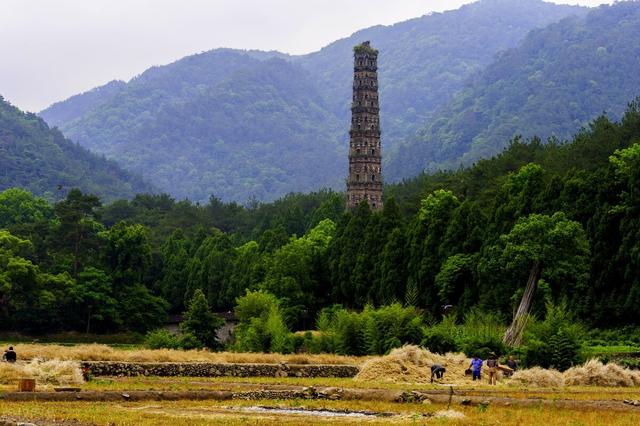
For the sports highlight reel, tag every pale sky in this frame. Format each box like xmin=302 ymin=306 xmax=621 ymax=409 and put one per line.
xmin=0 ymin=0 xmax=612 ymax=112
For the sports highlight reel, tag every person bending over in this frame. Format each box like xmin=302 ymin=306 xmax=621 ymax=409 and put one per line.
xmin=431 ymin=364 xmax=446 ymax=383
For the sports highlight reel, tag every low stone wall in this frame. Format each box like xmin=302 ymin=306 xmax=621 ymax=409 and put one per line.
xmin=81 ymin=361 xmax=359 ymax=378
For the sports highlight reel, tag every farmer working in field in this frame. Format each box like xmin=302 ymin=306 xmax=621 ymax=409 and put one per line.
xmin=2 ymin=346 xmax=16 ymax=363
xmin=430 ymin=364 xmax=446 ymax=383
xmin=469 ymin=355 xmax=483 ymax=381
xmin=486 ymin=352 xmax=499 ymax=385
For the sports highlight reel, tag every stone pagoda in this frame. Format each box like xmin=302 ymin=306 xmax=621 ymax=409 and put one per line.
xmin=347 ymin=41 xmax=383 ymax=211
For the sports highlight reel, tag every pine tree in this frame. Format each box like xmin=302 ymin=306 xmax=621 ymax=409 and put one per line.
xmin=181 ymin=289 xmax=224 ymax=349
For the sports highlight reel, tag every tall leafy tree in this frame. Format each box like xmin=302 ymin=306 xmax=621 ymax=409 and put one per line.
xmin=483 ymin=212 xmax=590 ymax=345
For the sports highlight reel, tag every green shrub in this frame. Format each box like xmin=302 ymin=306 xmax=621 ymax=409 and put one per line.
xmin=144 ymin=329 xmax=181 ymax=349
xmin=362 ymin=303 xmax=423 ymax=354
xmin=421 ymin=331 xmax=457 ymax=354
xmin=144 ymin=329 xmax=204 ymax=350
xmin=331 ymin=309 xmax=366 ymax=355
xmin=421 ymin=315 xmax=459 ymax=354
xmin=233 ymin=290 xmax=293 ymax=353
xmin=312 ymin=303 xmax=423 ymax=356
xmin=177 ymin=332 xmax=204 ymax=350
xmin=520 ymin=303 xmax=584 ymax=371
xmin=457 ymin=310 xmax=507 ymax=357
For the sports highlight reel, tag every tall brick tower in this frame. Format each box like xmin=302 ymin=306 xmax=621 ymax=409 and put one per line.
xmin=347 ymin=41 xmax=383 ymax=211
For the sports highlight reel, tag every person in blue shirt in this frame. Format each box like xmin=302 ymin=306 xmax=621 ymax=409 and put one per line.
xmin=469 ymin=355 xmax=483 ymax=381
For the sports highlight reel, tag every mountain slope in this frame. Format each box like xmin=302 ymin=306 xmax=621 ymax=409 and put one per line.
xmin=391 ymin=1 xmax=640 ymax=178
xmin=296 ymin=0 xmax=585 ymax=151
xmin=47 ymin=58 xmax=343 ymax=202
xmin=40 ymin=0 xmax=585 ymax=202
xmin=0 ymin=96 xmax=152 ymax=201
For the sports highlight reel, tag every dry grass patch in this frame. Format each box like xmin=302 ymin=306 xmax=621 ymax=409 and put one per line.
xmin=0 ymin=359 xmax=83 ymax=385
xmin=13 ymin=343 xmax=364 ymax=365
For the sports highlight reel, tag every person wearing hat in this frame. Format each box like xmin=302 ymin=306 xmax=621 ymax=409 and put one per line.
xmin=486 ymin=352 xmax=499 ymax=385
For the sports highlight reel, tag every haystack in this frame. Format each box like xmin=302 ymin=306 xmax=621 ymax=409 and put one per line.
xmin=563 ymin=359 xmax=640 ymax=387
xmin=0 ymin=359 xmax=83 ymax=385
xmin=509 ymin=367 xmax=564 ymax=387
xmin=354 ymin=345 xmax=469 ymax=384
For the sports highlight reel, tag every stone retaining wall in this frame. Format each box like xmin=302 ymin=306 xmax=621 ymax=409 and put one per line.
xmin=81 ymin=361 xmax=359 ymax=378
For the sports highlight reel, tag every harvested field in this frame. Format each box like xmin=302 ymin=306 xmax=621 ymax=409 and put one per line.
xmin=11 ymin=343 xmax=365 ymax=365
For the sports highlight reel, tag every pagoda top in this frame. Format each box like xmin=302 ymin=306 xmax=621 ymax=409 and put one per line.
xmin=353 ymin=41 xmax=378 ymax=55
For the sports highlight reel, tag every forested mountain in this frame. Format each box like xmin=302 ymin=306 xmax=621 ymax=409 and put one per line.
xmin=295 ymin=0 xmax=584 ymax=153
xmin=0 ymin=96 xmax=152 ymax=201
xmin=40 ymin=0 xmax=583 ymax=202
xmin=390 ymin=1 xmax=640 ymax=178
xmin=45 ymin=57 xmax=343 ymax=202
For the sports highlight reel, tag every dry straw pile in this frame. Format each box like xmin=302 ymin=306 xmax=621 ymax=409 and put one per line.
xmin=509 ymin=367 xmax=564 ymax=388
xmin=509 ymin=360 xmax=640 ymax=387
xmin=14 ymin=343 xmax=363 ymax=365
xmin=0 ymin=359 xmax=83 ymax=385
xmin=564 ymin=359 xmax=640 ymax=387
xmin=354 ymin=345 xmax=469 ymax=384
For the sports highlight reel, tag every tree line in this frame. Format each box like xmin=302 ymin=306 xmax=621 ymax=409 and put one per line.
xmin=2 ymin=102 xmax=640 ymax=338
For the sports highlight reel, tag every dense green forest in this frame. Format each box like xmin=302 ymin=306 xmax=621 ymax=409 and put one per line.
xmin=3 ymin=102 xmax=640 ymax=351
xmin=39 ymin=0 xmax=582 ymax=202
xmin=0 ymin=96 xmax=152 ymax=202
xmin=391 ymin=1 xmax=640 ymax=178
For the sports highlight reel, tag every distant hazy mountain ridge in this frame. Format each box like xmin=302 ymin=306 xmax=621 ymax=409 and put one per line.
xmin=40 ymin=0 xmax=585 ymax=202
